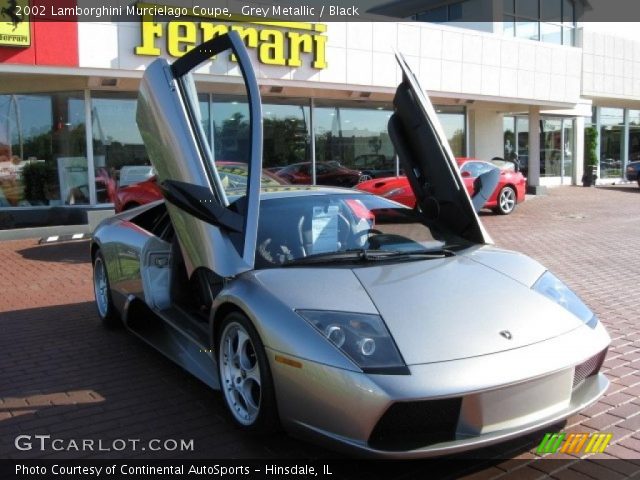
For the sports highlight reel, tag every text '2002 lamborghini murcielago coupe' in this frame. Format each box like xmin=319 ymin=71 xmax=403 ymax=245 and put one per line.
xmin=91 ymin=32 xmax=610 ymax=458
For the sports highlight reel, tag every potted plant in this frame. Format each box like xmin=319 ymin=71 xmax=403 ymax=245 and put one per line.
xmin=582 ymin=126 xmax=599 ymax=187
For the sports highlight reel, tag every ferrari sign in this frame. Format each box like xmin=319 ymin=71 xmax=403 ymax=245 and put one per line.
xmin=0 ymin=0 xmax=30 ymax=47
xmin=134 ymin=2 xmax=327 ymax=69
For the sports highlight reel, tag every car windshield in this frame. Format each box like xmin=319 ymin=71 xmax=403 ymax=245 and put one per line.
xmin=489 ymin=159 xmax=517 ymax=172
xmin=461 ymin=161 xmax=497 ymax=177
xmin=254 ymin=193 xmax=471 ymax=269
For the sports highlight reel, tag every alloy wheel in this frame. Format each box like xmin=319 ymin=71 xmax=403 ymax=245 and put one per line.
xmin=220 ymin=322 xmax=262 ymax=425
xmin=93 ymin=257 xmax=109 ymax=318
xmin=498 ymin=187 xmax=516 ymax=214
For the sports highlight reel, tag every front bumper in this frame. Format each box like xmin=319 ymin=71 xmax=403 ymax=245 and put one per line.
xmin=268 ymin=321 xmax=610 ymax=458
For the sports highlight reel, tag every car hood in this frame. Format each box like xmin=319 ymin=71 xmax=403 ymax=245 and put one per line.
xmin=255 ymin=246 xmax=586 ymax=366
xmin=352 ymin=247 xmax=585 ymax=365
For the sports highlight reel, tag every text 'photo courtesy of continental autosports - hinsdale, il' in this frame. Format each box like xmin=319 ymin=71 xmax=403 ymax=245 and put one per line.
xmin=90 ymin=31 xmax=610 ymax=458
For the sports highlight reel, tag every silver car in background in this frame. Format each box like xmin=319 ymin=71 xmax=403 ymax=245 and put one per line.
xmin=91 ymin=31 xmax=610 ymax=457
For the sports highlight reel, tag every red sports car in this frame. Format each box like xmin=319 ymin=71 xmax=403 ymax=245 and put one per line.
xmin=357 ymin=158 xmax=526 ymax=215
xmin=112 ymin=162 xmax=286 ymax=213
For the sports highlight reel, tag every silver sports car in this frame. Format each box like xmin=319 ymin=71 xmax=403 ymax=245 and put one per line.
xmin=91 ymin=32 xmax=610 ymax=457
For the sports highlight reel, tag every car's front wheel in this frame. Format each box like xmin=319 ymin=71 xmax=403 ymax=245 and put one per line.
xmin=494 ymin=186 xmax=517 ymax=215
xmin=218 ymin=312 xmax=278 ymax=432
xmin=92 ymin=251 xmax=120 ymax=327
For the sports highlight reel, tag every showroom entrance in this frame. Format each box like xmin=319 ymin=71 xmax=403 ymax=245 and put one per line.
xmin=504 ymin=115 xmax=576 ymax=186
xmin=540 ymin=116 xmax=574 ymax=185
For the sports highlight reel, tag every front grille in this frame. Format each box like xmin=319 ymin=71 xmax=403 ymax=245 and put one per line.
xmin=368 ymin=397 xmax=461 ymax=451
xmin=573 ymin=348 xmax=608 ymax=388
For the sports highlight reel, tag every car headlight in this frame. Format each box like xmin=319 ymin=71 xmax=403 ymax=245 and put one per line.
xmin=533 ymin=271 xmax=597 ymax=327
xmin=296 ymin=310 xmax=408 ymax=374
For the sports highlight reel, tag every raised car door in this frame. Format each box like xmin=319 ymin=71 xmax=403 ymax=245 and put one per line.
xmin=389 ymin=53 xmax=497 ymax=244
xmin=136 ymin=31 xmax=262 ymax=278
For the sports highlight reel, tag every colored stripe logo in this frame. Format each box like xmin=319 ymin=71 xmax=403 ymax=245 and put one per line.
xmin=537 ymin=432 xmax=612 ymax=454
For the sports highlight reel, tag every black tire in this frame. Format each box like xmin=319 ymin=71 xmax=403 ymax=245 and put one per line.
xmin=217 ymin=312 xmax=279 ymax=433
xmin=92 ymin=251 xmax=121 ymax=328
xmin=495 ymin=186 xmax=517 ymax=215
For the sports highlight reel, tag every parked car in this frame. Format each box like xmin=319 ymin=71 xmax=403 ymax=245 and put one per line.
xmin=113 ymin=162 xmax=285 ymax=213
xmin=91 ymin=32 xmax=609 ymax=458
xmin=357 ymin=157 xmax=526 ymax=215
xmin=275 ymin=161 xmax=362 ymax=187
xmin=626 ymin=160 xmax=640 ymax=187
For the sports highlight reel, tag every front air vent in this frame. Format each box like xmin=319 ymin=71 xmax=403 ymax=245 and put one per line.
xmin=368 ymin=397 xmax=461 ymax=451
xmin=573 ymin=348 xmax=608 ymax=388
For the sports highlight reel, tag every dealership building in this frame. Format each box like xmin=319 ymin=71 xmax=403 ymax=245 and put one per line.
xmin=1 ymin=0 xmax=640 ymax=234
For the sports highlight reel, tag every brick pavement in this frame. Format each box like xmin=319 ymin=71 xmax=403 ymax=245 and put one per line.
xmin=0 ymin=185 xmax=639 ymax=478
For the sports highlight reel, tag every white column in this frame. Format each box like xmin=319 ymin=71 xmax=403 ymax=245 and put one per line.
xmin=468 ymin=107 xmax=503 ymax=160
xmin=84 ymin=89 xmax=97 ymax=205
xmin=309 ymin=97 xmax=316 ymax=185
xmin=622 ymin=108 xmax=630 ymax=180
xmin=594 ymin=107 xmax=601 ymax=181
xmin=573 ymin=116 xmax=584 ymax=185
xmin=528 ymin=106 xmax=541 ymax=191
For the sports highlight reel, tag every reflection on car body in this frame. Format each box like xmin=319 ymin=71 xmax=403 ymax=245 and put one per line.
xmin=90 ymin=31 xmax=610 ymax=458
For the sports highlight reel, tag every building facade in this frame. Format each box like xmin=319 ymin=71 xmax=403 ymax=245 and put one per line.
xmin=1 ymin=1 xmax=639 ymax=232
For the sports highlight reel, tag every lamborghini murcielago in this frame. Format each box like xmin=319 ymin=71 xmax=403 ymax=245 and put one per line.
xmin=91 ymin=32 xmax=610 ymax=457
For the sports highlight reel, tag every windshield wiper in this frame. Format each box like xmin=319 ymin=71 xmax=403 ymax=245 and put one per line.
xmin=282 ymin=248 xmax=453 ymax=266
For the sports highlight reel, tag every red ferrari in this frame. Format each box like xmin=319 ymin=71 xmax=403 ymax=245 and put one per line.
xmin=357 ymin=158 xmax=526 ymax=215
xmin=109 ymin=162 xmax=286 ymax=213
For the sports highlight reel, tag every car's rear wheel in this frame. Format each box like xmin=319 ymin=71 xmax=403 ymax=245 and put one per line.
xmin=218 ymin=312 xmax=278 ymax=433
xmin=92 ymin=251 xmax=120 ymax=327
xmin=494 ymin=186 xmax=517 ymax=215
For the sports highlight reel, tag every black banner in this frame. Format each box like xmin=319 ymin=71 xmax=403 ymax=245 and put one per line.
xmin=3 ymin=459 xmax=640 ymax=480
xmin=5 ymin=0 xmax=640 ymax=23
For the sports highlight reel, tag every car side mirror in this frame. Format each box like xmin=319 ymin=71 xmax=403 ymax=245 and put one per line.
xmin=461 ymin=171 xmax=471 ymax=178
xmin=471 ymin=168 xmax=500 ymax=212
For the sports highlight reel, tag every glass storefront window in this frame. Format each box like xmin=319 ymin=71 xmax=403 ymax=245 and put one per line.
xmin=502 ymin=0 xmax=574 ymax=45
xmin=0 ymin=92 xmax=86 ymax=210
xmin=262 ymin=100 xmax=310 ymax=168
xmin=437 ymin=106 xmax=466 ymax=158
xmin=629 ymin=110 xmax=640 ymax=163
xmin=210 ymin=96 xmax=310 ymax=172
xmin=516 ymin=0 xmax=538 ymax=18
xmin=563 ymin=118 xmax=574 ymax=178
xmin=516 ymin=117 xmax=529 ymax=176
xmin=91 ymin=92 xmax=151 ymax=203
xmin=599 ymin=108 xmax=624 ymax=179
xmin=1 ymin=90 xmax=468 ymax=214
xmin=541 ymin=118 xmax=573 ymax=178
xmin=540 ymin=23 xmax=562 ymax=44
xmin=541 ymin=119 xmax=562 ymax=176
xmin=516 ymin=21 xmax=539 ymax=41
xmin=504 ymin=0 xmax=515 ymax=14
xmin=313 ymin=102 xmax=395 ymax=185
xmin=503 ymin=116 xmax=516 ymax=160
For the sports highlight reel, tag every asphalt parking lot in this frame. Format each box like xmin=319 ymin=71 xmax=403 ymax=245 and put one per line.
xmin=1 ymin=185 xmax=639 ymax=478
